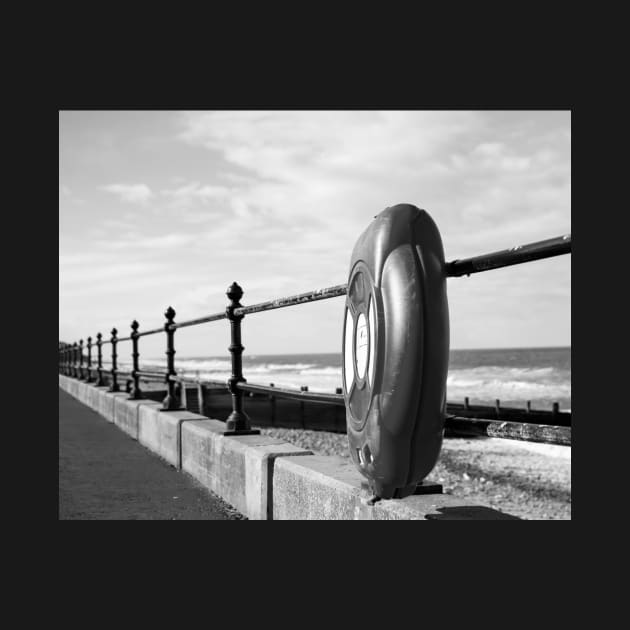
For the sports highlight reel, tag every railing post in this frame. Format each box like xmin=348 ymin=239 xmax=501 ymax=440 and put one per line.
xmin=109 ymin=328 xmax=120 ymax=392
xmin=73 ymin=342 xmax=79 ymax=378
xmin=86 ymin=336 xmax=94 ymax=382
xmin=95 ymin=333 xmax=104 ymax=386
xmin=161 ymin=307 xmax=183 ymax=411
xmin=129 ymin=320 xmax=142 ymax=400
xmin=79 ymin=339 xmax=85 ymax=380
xmin=224 ymin=282 xmax=259 ymax=435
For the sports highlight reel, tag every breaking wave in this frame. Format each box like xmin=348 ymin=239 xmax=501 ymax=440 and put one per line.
xmin=131 ymin=352 xmax=570 ymax=410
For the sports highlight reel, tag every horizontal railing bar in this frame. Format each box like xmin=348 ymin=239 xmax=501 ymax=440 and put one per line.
xmin=172 ymin=312 xmax=227 ymax=330
xmin=136 ymin=326 xmax=166 ymax=338
xmin=76 ymin=235 xmax=570 ymax=339
xmin=135 ymin=369 xmax=168 ymax=378
xmin=233 ymin=284 xmax=348 ymax=317
xmin=446 ymin=234 xmax=571 ymax=277
xmin=445 ymin=416 xmax=571 ymax=446
xmin=236 ymin=381 xmax=342 ymax=404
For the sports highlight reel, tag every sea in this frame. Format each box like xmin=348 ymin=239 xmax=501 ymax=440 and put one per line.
xmin=128 ymin=346 xmax=570 ymax=413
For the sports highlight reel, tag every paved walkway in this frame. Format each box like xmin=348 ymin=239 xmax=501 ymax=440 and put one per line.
xmin=58 ymin=388 xmax=244 ymax=520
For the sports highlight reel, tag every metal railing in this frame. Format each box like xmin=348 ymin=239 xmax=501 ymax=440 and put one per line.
xmin=59 ymin=233 xmax=572 ymax=444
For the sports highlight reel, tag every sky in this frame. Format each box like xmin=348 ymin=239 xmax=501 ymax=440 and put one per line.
xmin=59 ymin=110 xmax=571 ymax=358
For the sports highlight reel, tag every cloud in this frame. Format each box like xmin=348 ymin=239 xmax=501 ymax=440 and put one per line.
xmin=160 ymin=182 xmax=231 ymax=204
xmin=101 ymin=183 xmax=154 ymax=204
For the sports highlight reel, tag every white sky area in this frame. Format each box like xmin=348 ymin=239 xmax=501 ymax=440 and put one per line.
xmin=59 ymin=110 xmax=571 ymax=358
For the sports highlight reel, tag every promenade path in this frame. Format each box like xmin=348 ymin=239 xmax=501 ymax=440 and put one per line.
xmin=58 ymin=388 xmax=244 ymax=520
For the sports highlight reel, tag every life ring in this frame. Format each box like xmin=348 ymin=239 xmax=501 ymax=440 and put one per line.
xmin=342 ymin=204 xmax=450 ymax=499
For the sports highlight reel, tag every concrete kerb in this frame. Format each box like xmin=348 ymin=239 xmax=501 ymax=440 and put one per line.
xmin=272 ymin=455 xmax=518 ymax=520
xmin=59 ymin=375 xmax=516 ymax=520
xmin=138 ymin=405 xmax=210 ymax=470
xmin=113 ymin=396 xmax=161 ymax=440
xmin=86 ymin=386 xmax=108 ymax=413
xmin=59 ymin=375 xmax=82 ymax=399
xmin=97 ymin=390 xmax=130 ymax=423
xmin=180 ymin=420 xmax=313 ymax=520
xmin=69 ymin=378 xmax=80 ymax=398
xmin=77 ymin=380 xmax=94 ymax=405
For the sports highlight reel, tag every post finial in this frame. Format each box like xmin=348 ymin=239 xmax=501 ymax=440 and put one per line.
xmin=165 ymin=306 xmax=176 ymax=321
xmin=226 ymin=282 xmax=243 ymax=304
xmin=131 ymin=319 xmax=139 ymax=333
xmin=111 ymin=327 xmax=117 ymax=337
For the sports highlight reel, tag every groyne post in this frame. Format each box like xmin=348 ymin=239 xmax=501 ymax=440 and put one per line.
xmin=300 ymin=386 xmax=308 ymax=428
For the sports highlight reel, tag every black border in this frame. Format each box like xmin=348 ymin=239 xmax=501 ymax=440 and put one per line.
xmin=48 ymin=54 xmax=580 ymax=577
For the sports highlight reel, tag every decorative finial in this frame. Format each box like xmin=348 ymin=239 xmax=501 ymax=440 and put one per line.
xmin=165 ymin=306 xmax=176 ymax=321
xmin=111 ymin=327 xmax=117 ymax=337
xmin=227 ymin=282 xmax=243 ymax=303
xmin=131 ymin=320 xmax=139 ymax=333
xmin=97 ymin=332 xmax=102 ymax=341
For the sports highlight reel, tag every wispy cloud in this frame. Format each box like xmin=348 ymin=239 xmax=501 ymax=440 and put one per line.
xmin=176 ymin=112 xmax=570 ymax=249
xmin=160 ymin=182 xmax=232 ymax=205
xmin=101 ymin=183 xmax=154 ymax=204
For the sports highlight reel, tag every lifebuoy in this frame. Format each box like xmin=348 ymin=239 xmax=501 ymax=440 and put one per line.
xmin=342 ymin=204 xmax=450 ymax=499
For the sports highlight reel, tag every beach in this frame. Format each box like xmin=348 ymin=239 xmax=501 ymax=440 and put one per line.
xmin=259 ymin=428 xmax=571 ymax=520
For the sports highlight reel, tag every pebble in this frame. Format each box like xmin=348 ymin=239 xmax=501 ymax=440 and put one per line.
xmin=258 ymin=427 xmax=570 ymax=520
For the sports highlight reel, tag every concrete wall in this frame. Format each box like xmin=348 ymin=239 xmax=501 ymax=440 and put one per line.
xmin=59 ymin=374 xmax=517 ymax=520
